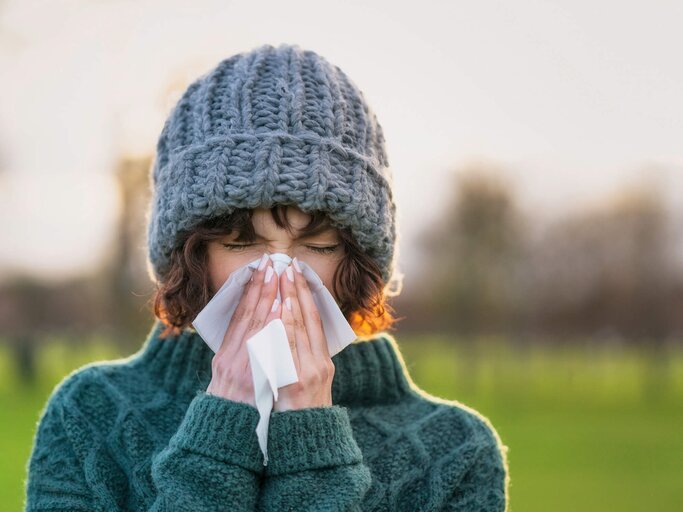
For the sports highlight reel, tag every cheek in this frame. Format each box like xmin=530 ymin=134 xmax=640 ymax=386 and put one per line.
xmin=207 ymin=250 xmax=254 ymax=293
xmin=297 ymin=255 xmax=340 ymax=289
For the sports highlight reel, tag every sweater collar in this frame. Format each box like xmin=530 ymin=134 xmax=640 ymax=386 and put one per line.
xmin=133 ymin=320 xmax=416 ymax=406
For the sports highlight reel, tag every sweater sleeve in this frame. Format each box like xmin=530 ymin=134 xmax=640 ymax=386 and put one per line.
xmin=148 ymin=391 xmax=265 ymax=511
xmin=256 ymin=404 xmax=372 ymax=512
xmin=25 ymin=388 xmax=265 ymax=511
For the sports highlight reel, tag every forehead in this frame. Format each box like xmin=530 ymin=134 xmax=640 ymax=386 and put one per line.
xmin=252 ymin=207 xmax=310 ymax=230
xmin=241 ymin=208 xmax=338 ymax=239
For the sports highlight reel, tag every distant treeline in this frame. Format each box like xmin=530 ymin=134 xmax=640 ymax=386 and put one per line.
xmin=395 ymin=164 xmax=683 ymax=348
xmin=1 ymin=157 xmax=682 ymax=375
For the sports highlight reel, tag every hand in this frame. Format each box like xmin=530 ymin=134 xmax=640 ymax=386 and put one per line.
xmin=206 ymin=254 xmax=280 ymax=407
xmin=273 ymin=257 xmax=335 ymax=412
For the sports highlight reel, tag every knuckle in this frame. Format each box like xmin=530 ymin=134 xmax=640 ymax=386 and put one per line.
xmin=232 ymin=306 xmax=246 ymax=323
xmin=300 ymin=370 xmax=315 ymax=385
xmin=237 ymin=304 xmax=256 ymax=324
xmin=287 ymin=334 xmax=297 ymax=350
xmin=238 ymin=371 xmax=252 ymax=390
xmin=315 ymin=367 xmax=327 ymax=383
xmin=212 ymin=355 xmax=252 ymax=389
xmin=309 ymin=369 xmax=322 ymax=384
xmin=211 ymin=355 xmax=233 ymax=377
xmin=303 ymin=366 xmax=325 ymax=384
xmin=247 ymin=316 xmax=263 ymax=333
xmin=317 ymin=361 xmax=332 ymax=381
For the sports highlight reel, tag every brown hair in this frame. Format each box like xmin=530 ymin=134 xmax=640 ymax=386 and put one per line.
xmin=151 ymin=205 xmax=402 ymax=339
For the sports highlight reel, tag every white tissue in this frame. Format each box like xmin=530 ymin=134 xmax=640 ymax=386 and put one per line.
xmin=191 ymin=252 xmax=357 ymax=465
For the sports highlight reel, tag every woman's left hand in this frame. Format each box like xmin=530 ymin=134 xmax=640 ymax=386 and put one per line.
xmin=272 ymin=257 xmax=334 ymax=411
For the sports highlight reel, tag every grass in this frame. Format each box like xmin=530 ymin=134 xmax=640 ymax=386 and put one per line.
xmin=2 ymin=333 xmax=682 ymax=511
xmin=400 ymin=336 xmax=683 ymax=512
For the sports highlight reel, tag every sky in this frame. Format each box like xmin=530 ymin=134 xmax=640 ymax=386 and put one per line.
xmin=1 ymin=0 xmax=682 ymax=283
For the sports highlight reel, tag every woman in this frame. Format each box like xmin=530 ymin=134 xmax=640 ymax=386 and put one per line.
xmin=25 ymin=43 xmax=509 ymax=511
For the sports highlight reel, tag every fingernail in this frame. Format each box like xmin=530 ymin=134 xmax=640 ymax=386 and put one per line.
xmin=292 ymin=257 xmax=302 ymax=273
xmin=285 ymin=296 xmax=292 ymax=311
xmin=271 ymin=298 xmax=280 ymax=312
xmin=264 ymin=266 xmax=274 ymax=283
xmin=286 ymin=266 xmax=294 ymax=282
xmin=258 ymin=252 xmax=269 ymax=271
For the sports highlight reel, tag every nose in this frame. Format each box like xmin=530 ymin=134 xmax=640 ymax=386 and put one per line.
xmin=266 ymin=250 xmax=294 ymax=265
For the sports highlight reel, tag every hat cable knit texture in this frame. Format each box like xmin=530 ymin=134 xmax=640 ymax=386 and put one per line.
xmin=146 ymin=42 xmax=399 ymax=286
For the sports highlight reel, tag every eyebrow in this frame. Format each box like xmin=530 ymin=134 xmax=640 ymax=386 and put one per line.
xmin=254 ymin=227 xmax=335 ymax=241
xmin=236 ymin=225 xmax=336 ymax=242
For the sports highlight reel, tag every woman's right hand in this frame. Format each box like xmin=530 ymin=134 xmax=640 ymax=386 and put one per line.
xmin=206 ymin=253 xmax=282 ymax=407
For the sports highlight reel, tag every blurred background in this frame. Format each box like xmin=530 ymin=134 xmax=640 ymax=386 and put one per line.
xmin=1 ymin=1 xmax=682 ymax=510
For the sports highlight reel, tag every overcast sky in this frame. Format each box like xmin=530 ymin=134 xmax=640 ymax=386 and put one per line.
xmin=1 ymin=0 xmax=682 ymax=283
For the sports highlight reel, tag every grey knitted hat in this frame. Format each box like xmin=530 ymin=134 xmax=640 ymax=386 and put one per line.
xmin=146 ymin=42 xmax=398 ymax=287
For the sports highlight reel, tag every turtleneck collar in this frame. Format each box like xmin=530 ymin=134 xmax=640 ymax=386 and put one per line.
xmin=131 ymin=320 xmax=416 ymax=406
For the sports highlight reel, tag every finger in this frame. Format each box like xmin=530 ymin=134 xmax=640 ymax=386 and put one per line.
xmin=279 ymin=267 xmax=304 ymax=374
xmin=281 ymin=263 xmax=312 ymax=361
xmin=291 ymin=257 xmax=329 ymax=359
xmin=265 ymin=296 xmax=281 ymax=325
xmin=241 ymin=257 xmax=280 ymax=343
xmin=222 ymin=254 xmax=271 ymax=354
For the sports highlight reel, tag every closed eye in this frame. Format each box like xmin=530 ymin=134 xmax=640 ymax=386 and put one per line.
xmin=307 ymin=244 xmax=340 ymax=254
xmin=221 ymin=243 xmax=340 ymax=254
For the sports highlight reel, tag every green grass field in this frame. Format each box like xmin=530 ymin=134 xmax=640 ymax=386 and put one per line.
xmin=2 ymin=334 xmax=681 ymax=511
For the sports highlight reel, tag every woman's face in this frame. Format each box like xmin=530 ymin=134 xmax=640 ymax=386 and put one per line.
xmin=206 ymin=206 xmax=344 ymax=297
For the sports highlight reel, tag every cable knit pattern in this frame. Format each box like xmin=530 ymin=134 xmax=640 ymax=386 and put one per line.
xmin=146 ymin=42 xmax=398 ymax=286
xmin=24 ymin=320 xmax=509 ymax=511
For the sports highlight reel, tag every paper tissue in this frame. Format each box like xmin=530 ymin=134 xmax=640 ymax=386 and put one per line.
xmin=192 ymin=252 xmax=357 ymax=465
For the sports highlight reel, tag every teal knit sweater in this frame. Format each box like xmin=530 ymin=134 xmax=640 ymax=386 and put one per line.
xmin=24 ymin=321 xmax=509 ymax=511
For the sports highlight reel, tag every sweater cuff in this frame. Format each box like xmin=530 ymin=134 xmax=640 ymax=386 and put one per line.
xmin=169 ymin=391 xmax=264 ymax=474
xmin=265 ymin=404 xmax=364 ymax=476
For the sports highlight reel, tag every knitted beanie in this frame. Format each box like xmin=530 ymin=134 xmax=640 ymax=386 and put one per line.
xmin=146 ymin=42 xmax=398 ymax=287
